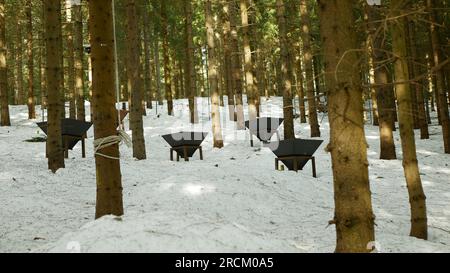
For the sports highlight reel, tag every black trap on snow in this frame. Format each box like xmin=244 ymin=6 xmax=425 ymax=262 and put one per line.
xmin=268 ymin=139 xmax=323 ymax=177
xmin=162 ymin=132 xmax=208 ymax=161
xmin=245 ymin=117 xmax=284 ymax=147
xmin=37 ymin=119 xmax=93 ymax=158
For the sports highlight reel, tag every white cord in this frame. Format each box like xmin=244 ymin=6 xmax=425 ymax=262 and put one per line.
xmin=93 ymin=129 xmax=132 ymax=160
xmin=92 ymin=0 xmax=131 ymax=161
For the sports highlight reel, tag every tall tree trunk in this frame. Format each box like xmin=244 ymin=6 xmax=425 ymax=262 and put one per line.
xmin=240 ymin=0 xmax=258 ymax=121
xmin=40 ymin=2 xmax=47 ymax=112
xmin=230 ymin=0 xmax=245 ymax=129
xmin=390 ymin=0 xmax=428 ymax=239
xmin=59 ymin=3 xmax=65 ymax=120
xmin=318 ymin=0 xmax=375 ymax=253
xmin=142 ymin=3 xmax=153 ymax=110
xmin=126 ymin=0 xmax=147 ymax=160
xmin=221 ymin=1 xmax=235 ymax=121
xmin=184 ymin=0 xmax=199 ymax=123
xmin=16 ymin=18 xmax=24 ymax=105
xmin=276 ymin=0 xmax=295 ymax=139
xmin=26 ymin=0 xmax=35 ymax=119
xmin=154 ymin=39 xmax=163 ymax=106
xmin=427 ymin=0 xmax=450 ymax=153
xmin=408 ymin=20 xmax=429 ymax=139
xmin=88 ymin=0 xmax=124 ymax=219
xmin=206 ymin=0 xmax=224 ymax=148
xmin=366 ymin=3 xmax=397 ymax=159
xmin=45 ymin=0 xmax=65 ymax=173
xmin=65 ymin=2 xmax=76 ymax=119
xmin=295 ymin=53 xmax=307 ymax=124
xmin=161 ymin=1 xmax=173 ymax=115
xmin=299 ymin=0 xmax=320 ymax=137
xmin=0 ymin=0 xmax=10 ymax=126
xmin=73 ymin=3 xmax=85 ymax=121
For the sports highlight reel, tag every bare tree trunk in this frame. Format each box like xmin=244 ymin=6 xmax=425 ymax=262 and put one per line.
xmin=276 ymin=0 xmax=295 ymax=139
xmin=161 ymin=1 xmax=173 ymax=115
xmin=0 ymin=0 xmax=10 ymax=126
xmin=318 ymin=0 xmax=375 ymax=253
xmin=126 ymin=0 xmax=147 ymax=160
xmin=65 ymin=2 xmax=76 ymax=119
xmin=206 ymin=0 xmax=224 ymax=148
xmin=390 ymin=0 xmax=428 ymax=239
xmin=366 ymin=3 xmax=397 ymax=159
xmin=229 ymin=0 xmax=245 ymax=129
xmin=240 ymin=0 xmax=257 ymax=121
xmin=299 ymin=0 xmax=320 ymax=137
xmin=89 ymin=0 xmax=124 ymax=219
xmin=408 ymin=20 xmax=429 ymax=139
xmin=184 ymin=0 xmax=199 ymax=123
xmin=427 ymin=0 xmax=450 ymax=153
xmin=26 ymin=0 xmax=35 ymax=119
xmin=142 ymin=2 xmax=153 ymax=110
xmin=73 ymin=3 xmax=85 ymax=121
xmin=221 ymin=1 xmax=235 ymax=121
xmin=45 ymin=0 xmax=65 ymax=173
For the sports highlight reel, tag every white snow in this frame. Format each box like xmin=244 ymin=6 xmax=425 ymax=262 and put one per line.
xmin=0 ymin=97 xmax=449 ymax=253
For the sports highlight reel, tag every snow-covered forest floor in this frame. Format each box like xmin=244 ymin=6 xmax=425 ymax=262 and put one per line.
xmin=0 ymin=97 xmax=449 ymax=253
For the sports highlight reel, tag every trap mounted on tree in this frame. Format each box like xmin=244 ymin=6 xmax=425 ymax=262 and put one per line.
xmin=268 ymin=139 xmax=323 ymax=177
xmin=37 ymin=119 xmax=93 ymax=158
xmin=162 ymin=132 xmax=208 ymax=162
xmin=245 ymin=117 xmax=284 ymax=147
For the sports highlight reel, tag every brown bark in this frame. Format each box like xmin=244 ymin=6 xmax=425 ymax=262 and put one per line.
xmin=299 ymin=0 xmax=320 ymax=137
xmin=161 ymin=1 xmax=173 ymax=116
xmin=73 ymin=3 xmax=85 ymax=121
xmin=427 ymin=0 xmax=450 ymax=153
xmin=26 ymin=0 xmax=35 ymax=119
xmin=390 ymin=0 xmax=428 ymax=240
xmin=126 ymin=0 xmax=147 ymax=160
xmin=240 ymin=0 xmax=258 ymax=121
xmin=366 ymin=4 xmax=397 ymax=159
xmin=230 ymin=1 xmax=245 ymax=129
xmin=318 ymin=0 xmax=375 ymax=253
xmin=206 ymin=0 xmax=224 ymax=148
xmin=221 ymin=1 xmax=236 ymax=121
xmin=45 ymin=0 xmax=65 ymax=173
xmin=0 ymin=0 xmax=10 ymax=126
xmin=89 ymin=0 xmax=124 ymax=219
xmin=276 ymin=0 xmax=295 ymax=139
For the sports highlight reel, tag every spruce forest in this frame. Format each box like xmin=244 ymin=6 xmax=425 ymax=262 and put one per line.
xmin=0 ymin=0 xmax=450 ymax=254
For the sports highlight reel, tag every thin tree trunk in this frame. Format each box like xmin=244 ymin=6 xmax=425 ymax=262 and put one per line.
xmin=299 ymin=0 xmax=320 ymax=137
xmin=45 ymin=0 xmax=65 ymax=173
xmin=408 ymin=20 xmax=429 ymax=139
xmin=161 ymin=1 xmax=173 ymax=115
xmin=154 ymin=39 xmax=163 ymax=106
xmin=26 ymin=0 xmax=35 ymax=119
xmin=73 ymin=3 xmax=85 ymax=121
xmin=240 ymin=0 xmax=257 ymax=121
xmin=318 ymin=0 xmax=375 ymax=253
xmin=126 ymin=0 xmax=147 ymax=160
xmin=88 ymin=0 xmax=124 ymax=219
xmin=276 ymin=0 xmax=295 ymax=139
xmin=142 ymin=3 xmax=153 ymax=110
xmin=230 ymin=0 xmax=244 ymax=129
xmin=427 ymin=0 xmax=450 ymax=153
xmin=390 ymin=0 xmax=428 ymax=240
xmin=206 ymin=0 xmax=224 ymax=148
xmin=0 ymin=0 xmax=10 ymax=126
xmin=221 ymin=1 xmax=235 ymax=121
xmin=184 ymin=0 xmax=199 ymax=123
xmin=65 ymin=2 xmax=76 ymax=119
xmin=367 ymin=3 xmax=397 ymax=159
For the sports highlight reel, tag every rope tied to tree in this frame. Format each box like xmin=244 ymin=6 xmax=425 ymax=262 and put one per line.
xmin=92 ymin=0 xmax=131 ymax=161
xmin=93 ymin=129 xmax=132 ymax=160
